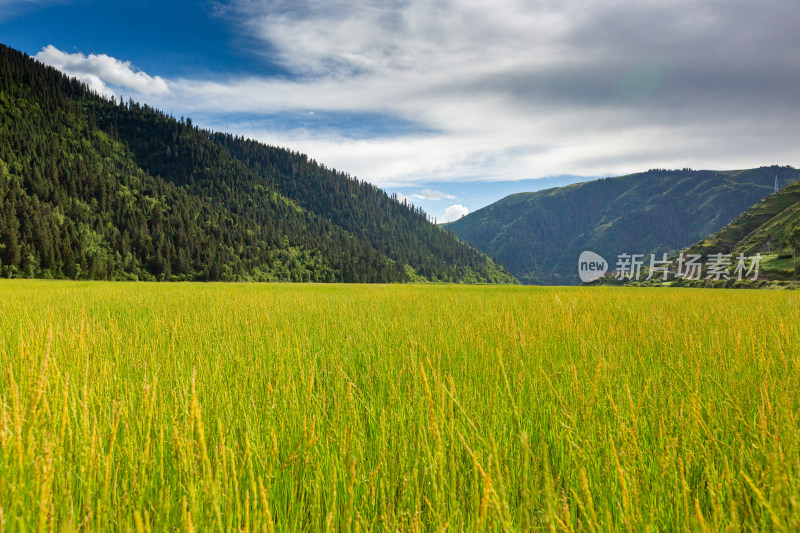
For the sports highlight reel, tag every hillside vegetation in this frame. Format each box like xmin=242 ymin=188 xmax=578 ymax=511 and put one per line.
xmin=446 ymin=167 xmax=799 ymax=284
xmin=0 ymin=44 xmax=513 ymax=283
xmin=677 ymin=177 xmax=800 ymax=283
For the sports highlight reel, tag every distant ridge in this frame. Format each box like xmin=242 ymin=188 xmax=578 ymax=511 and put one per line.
xmin=445 ymin=167 xmax=800 ymax=284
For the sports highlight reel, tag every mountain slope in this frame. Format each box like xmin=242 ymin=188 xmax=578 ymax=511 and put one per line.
xmin=446 ymin=167 xmax=800 ymax=284
xmin=0 ymin=43 xmax=513 ymax=283
xmin=678 ymin=178 xmax=800 ymax=281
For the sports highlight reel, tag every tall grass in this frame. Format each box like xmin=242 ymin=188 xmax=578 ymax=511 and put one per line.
xmin=0 ymin=280 xmax=799 ymax=530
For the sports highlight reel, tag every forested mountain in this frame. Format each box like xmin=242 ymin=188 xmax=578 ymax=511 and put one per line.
xmin=446 ymin=167 xmax=800 ymax=284
xmin=678 ymin=178 xmax=800 ymax=281
xmin=0 ymin=44 xmax=514 ymax=283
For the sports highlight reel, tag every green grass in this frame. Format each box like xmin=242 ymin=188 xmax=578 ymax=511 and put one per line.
xmin=682 ymin=178 xmax=800 ymax=267
xmin=1 ymin=281 xmax=800 ymax=531
xmin=759 ymin=254 xmax=797 ymax=277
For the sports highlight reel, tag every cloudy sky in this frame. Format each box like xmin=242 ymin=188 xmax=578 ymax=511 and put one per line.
xmin=2 ymin=0 xmax=799 ymax=221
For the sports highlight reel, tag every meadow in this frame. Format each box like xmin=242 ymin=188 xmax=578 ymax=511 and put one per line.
xmin=0 ymin=281 xmax=799 ymax=531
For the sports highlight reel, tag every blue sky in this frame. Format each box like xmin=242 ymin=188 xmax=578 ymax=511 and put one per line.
xmin=2 ymin=0 xmax=799 ymax=222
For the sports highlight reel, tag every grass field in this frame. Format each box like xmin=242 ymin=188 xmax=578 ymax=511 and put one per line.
xmin=1 ymin=281 xmax=799 ymax=531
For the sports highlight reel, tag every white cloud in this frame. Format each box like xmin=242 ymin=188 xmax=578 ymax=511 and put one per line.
xmin=440 ymin=204 xmax=469 ymax=223
xmin=393 ymin=187 xmax=457 ymax=211
xmin=395 ymin=188 xmax=457 ymax=201
xmin=418 ymin=189 xmax=456 ymax=201
xmin=35 ymin=45 xmax=169 ymax=98
xmin=175 ymin=0 xmax=800 ymax=184
xmin=31 ymin=0 xmax=800 ymax=187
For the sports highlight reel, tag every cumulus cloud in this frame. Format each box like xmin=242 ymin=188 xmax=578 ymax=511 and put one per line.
xmin=440 ymin=204 xmax=469 ymax=223
xmin=35 ymin=45 xmax=169 ymax=98
xmin=419 ymin=189 xmax=456 ymax=201
xmin=398 ymin=188 xmax=457 ymax=201
xmin=34 ymin=0 xmax=800 ymax=187
xmin=178 ymin=0 xmax=800 ymax=183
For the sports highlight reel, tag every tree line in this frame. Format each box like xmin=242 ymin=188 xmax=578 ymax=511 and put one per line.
xmin=0 ymin=44 xmax=514 ymax=283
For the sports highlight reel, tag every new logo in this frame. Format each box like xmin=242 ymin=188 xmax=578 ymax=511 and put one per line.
xmin=578 ymin=251 xmax=608 ymax=282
